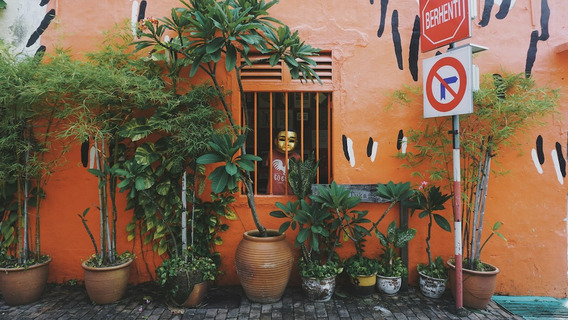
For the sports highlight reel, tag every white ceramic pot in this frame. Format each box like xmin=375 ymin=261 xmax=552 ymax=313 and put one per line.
xmin=418 ymin=271 xmax=446 ymax=299
xmin=376 ymin=274 xmax=402 ymax=295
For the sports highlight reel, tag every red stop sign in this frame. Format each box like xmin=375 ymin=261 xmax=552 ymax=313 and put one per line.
xmin=420 ymin=0 xmax=471 ymax=53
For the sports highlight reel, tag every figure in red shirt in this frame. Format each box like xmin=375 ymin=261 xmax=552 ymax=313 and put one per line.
xmin=266 ymin=130 xmax=300 ymax=195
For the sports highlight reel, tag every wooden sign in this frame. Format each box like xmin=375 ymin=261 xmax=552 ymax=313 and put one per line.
xmin=311 ymin=184 xmax=389 ymax=203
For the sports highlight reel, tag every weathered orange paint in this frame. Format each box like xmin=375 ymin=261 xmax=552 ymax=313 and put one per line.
xmin=27 ymin=0 xmax=568 ymax=297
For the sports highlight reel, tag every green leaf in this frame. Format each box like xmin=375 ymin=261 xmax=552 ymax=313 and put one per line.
xmin=278 ymin=221 xmax=291 ymax=234
xmin=87 ymin=168 xmax=105 ymax=178
xmin=297 ymin=228 xmax=309 ymax=243
xmin=197 ymin=153 xmax=224 ymax=164
xmin=209 ymin=166 xmax=229 ymax=193
xmin=225 ymin=162 xmax=238 ymax=175
xmin=270 ymin=210 xmax=287 ymax=218
xmin=434 ymin=214 xmax=451 ymax=232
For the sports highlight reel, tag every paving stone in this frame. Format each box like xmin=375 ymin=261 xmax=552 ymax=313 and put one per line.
xmin=0 ymin=283 xmax=526 ymax=319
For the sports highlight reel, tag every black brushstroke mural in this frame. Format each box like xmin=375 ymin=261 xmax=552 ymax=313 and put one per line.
xmin=342 ymin=134 xmax=350 ymax=161
xmin=556 ymin=142 xmax=566 ymax=178
xmin=479 ymin=0 xmax=494 ymax=27
xmin=377 ymin=0 xmax=388 ymax=38
xmin=392 ymin=10 xmax=403 ymax=71
xmin=536 ymin=135 xmax=545 ymax=165
xmin=539 ymin=0 xmax=550 ymax=41
xmin=81 ymin=139 xmax=90 ymax=168
xmin=40 ymin=0 xmax=50 ymax=6
xmin=525 ymin=30 xmax=539 ymax=78
xmin=367 ymin=137 xmax=374 ymax=158
xmin=396 ymin=130 xmax=404 ymax=150
xmin=408 ymin=15 xmax=420 ymax=82
xmin=26 ymin=9 xmax=55 ymax=47
xmin=495 ymin=0 xmax=511 ymax=20
xmin=138 ymin=0 xmax=147 ymax=22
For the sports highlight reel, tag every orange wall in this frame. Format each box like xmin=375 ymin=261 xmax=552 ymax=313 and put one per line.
xmin=7 ymin=0 xmax=567 ymax=297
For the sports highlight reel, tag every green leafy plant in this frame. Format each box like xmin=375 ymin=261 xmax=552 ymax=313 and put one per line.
xmin=406 ymin=181 xmax=451 ymax=278
xmin=288 ymin=154 xmax=319 ymax=200
xmin=395 ymin=72 xmax=558 ymax=270
xmin=135 ymin=0 xmax=322 ymax=237
xmin=343 ymin=255 xmax=379 ymax=278
xmin=376 ymin=220 xmax=416 ymax=278
xmin=156 ymin=256 xmax=216 ymax=305
xmin=298 ymin=258 xmax=342 ymax=279
xmin=417 ymin=256 xmax=447 ymax=280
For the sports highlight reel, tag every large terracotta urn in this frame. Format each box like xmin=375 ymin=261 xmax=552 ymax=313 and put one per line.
xmin=447 ymin=260 xmax=499 ymax=309
xmin=0 ymin=257 xmax=51 ymax=306
xmin=235 ymin=229 xmax=294 ymax=303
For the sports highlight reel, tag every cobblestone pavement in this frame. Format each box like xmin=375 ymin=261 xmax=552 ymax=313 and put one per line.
xmin=0 ymin=282 xmax=522 ymax=319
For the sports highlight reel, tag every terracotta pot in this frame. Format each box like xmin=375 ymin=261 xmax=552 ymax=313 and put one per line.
xmin=301 ymin=276 xmax=336 ymax=302
xmin=447 ymin=260 xmax=499 ymax=309
xmin=179 ymin=281 xmax=208 ymax=307
xmin=350 ymin=274 xmax=376 ymax=297
xmin=82 ymin=258 xmax=133 ymax=304
xmin=0 ymin=257 xmax=51 ymax=306
xmin=418 ymin=271 xmax=446 ymax=299
xmin=235 ymin=229 xmax=294 ymax=303
xmin=376 ymin=274 xmax=402 ymax=295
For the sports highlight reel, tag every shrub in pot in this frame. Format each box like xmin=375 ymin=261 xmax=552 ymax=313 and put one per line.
xmin=375 ymin=220 xmax=416 ymax=295
xmin=271 ymin=156 xmax=343 ymax=301
xmin=0 ymin=41 xmax=71 ymax=305
xmin=406 ymin=181 xmax=452 ymax=298
xmin=343 ymin=255 xmax=380 ymax=297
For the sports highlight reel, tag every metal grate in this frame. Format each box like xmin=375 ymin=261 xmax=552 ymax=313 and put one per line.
xmin=493 ymin=296 xmax=568 ymax=319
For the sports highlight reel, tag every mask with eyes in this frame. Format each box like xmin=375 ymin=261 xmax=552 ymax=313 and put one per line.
xmin=275 ymin=131 xmax=297 ymax=154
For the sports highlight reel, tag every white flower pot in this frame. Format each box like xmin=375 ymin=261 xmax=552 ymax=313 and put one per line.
xmin=376 ymin=274 xmax=402 ymax=295
xmin=418 ymin=271 xmax=446 ymax=299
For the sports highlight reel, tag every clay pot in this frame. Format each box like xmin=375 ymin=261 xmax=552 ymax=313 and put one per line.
xmin=447 ymin=260 xmax=499 ymax=309
xmin=376 ymin=274 xmax=402 ymax=295
xmin=179 ymin=281 xmax=208 ymax=307
xmin=0 ymin=257 xmax=51 ymax=306
xmin=301 ymin=276 xmax=336 ymax=302
xmin=82 ymin=258 xmax=133 ymax=304
xmin=418 ymin=271 xmax=446 ymax=299
xmin=235 ymin=229 xmax=294 ymax=303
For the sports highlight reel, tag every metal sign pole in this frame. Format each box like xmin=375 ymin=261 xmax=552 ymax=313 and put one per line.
xmin=452 ymin=114 xmax=464 ymax=311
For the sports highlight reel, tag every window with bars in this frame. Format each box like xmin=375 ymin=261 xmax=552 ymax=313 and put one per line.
xmin=240 ymin=51 xmax=333 ymax=196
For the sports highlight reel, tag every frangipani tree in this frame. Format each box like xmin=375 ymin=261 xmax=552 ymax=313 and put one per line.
xmin=135 ymin=0 xmax=322 ymax=236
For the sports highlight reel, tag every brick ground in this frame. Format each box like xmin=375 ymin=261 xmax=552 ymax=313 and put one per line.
xmin=0 ymin=282 xmax=522 ymax=319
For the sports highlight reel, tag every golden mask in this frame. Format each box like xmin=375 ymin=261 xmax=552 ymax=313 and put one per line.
xmin=275 ymin=131 xmax=297 ymax=153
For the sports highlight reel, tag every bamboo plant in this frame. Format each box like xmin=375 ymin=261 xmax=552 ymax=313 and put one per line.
xmin=395 ymin=72 xmax=559 ymax=270
xmin=0 ymin=41 xmax=67 ymax=268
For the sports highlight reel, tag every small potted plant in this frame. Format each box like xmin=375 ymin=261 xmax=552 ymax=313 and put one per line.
xmin=375 ymin=220 xmax=416 ymax=295
xmin=343 ymin=255 xmax=380 ymax=296
xmin=271 ymin=156 xmax=343 ymax=301
xmin=406 ymin=181 xmax=452 ymax=298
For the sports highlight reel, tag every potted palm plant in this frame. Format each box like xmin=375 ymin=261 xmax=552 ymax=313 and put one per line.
xmin=406 ymin=181 xmax=452 ymax=298
xmin=375 ymin=220 xmax=416 ymax=295
xmin=395 ymin=72 xmax=559 ymax=308
xmin=136 ymin=0 xmax=321 ymax=303
xmin=270 ymin=156 xmax=343 ymax=301
xmin=0 ymin=42 xmax=64 ymax=306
